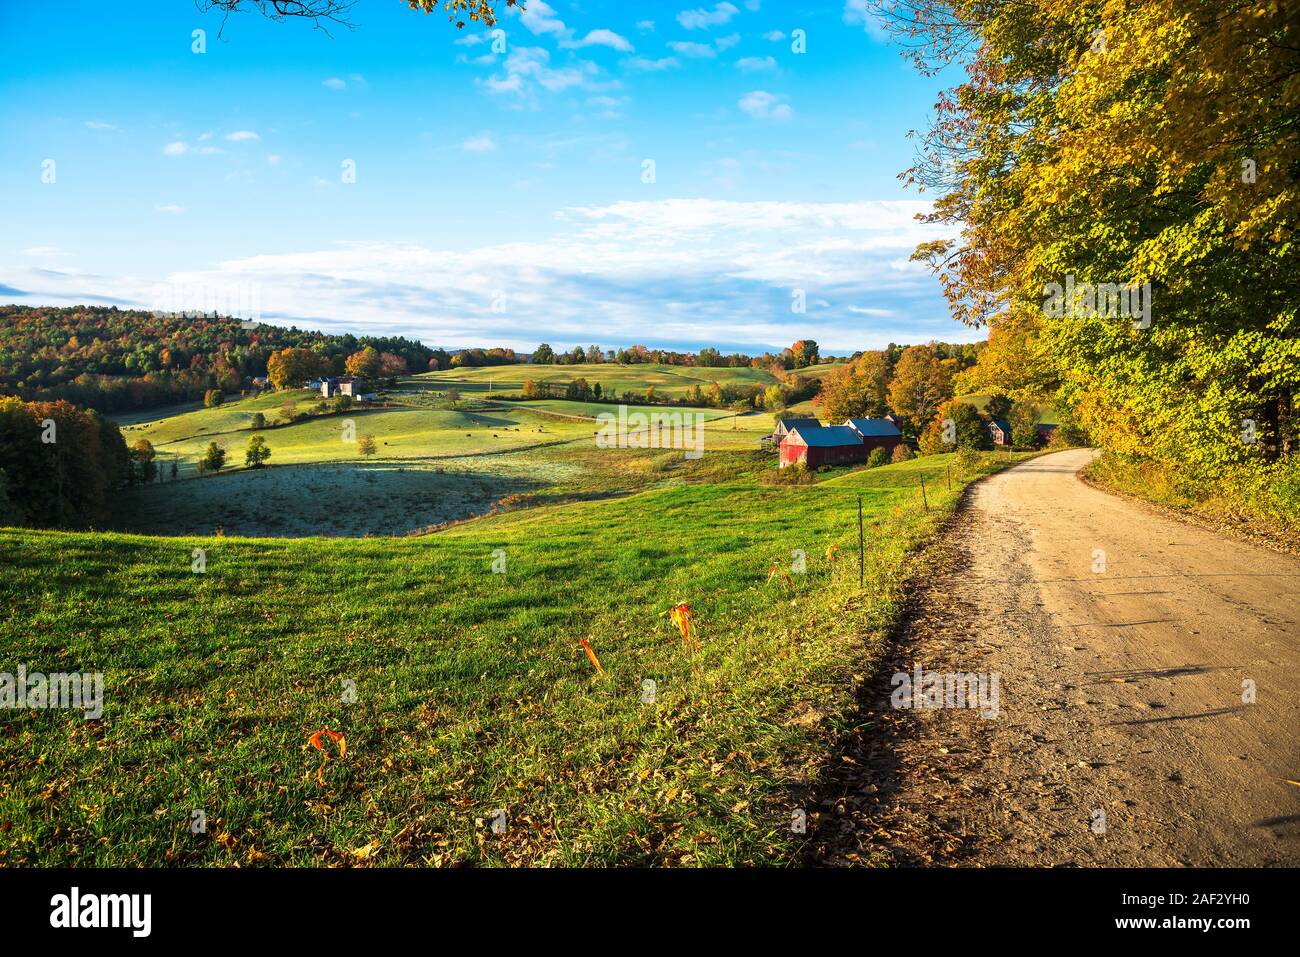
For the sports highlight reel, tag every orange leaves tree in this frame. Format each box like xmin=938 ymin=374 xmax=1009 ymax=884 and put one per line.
xmin=266 ymin=347 xmax=323 ymax=391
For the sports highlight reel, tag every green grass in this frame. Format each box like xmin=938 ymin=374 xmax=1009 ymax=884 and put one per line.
xmin=420 ymin=363 xmax=779 ymax=398
xmin=108 ymin=392 xmax=782 ymax=535
xmin=0 ymin=451 xmax=1035 ymax=866
xmin=123 ymin=396 xmax=597 ymax=467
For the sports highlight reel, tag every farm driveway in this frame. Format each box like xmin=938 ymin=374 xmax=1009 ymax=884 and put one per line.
xmin=810 ymin=448 xmax=1300 ymax=866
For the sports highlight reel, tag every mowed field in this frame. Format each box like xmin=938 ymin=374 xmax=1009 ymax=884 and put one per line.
xmin=112 ymin=388 xmax=777 ymax=536
xmin=0 ymin=449 xmax=1035 ymax=866
xmin=421 ymin=362 xmax=782 ymax=397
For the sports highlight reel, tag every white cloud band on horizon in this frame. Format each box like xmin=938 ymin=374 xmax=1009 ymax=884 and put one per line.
xmin=2 ymin=199 xmax=968 ymax=353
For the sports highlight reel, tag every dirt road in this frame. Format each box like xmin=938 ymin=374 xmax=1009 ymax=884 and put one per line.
xmin=812 ymin=448 xmax=1300 ymax=866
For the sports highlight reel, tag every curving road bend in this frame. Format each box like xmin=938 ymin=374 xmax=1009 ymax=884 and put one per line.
xmin=834 ymin=448 xmax=1300 ymax=866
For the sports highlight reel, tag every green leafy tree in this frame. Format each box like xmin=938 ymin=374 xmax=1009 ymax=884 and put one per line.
xmin=244 ymin=434 xmax=271 ymax=468
xmin=919 ymin=401 xmax=990 ymax=456
xmin=129 ymin=438 xmax=157 ymax=485
xmin=202 ymin=442 xmax=226 ymax=474
xmin=893 ymin=0 xmax=1298 ymax=477
xmin=203 ymin=389 xmax=224 ymax=408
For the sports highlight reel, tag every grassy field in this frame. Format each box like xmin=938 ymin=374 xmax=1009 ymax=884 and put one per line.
xmin=421 ymin=363 xmax=778 ymax=398
xmin=110 ymin=390 xmax=780 ymax=535
xmin=0 ymin=451 xmax=1034 ymax=866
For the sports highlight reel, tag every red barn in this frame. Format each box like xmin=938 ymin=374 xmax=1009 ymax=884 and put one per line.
xmin=843 ymin=417 xmax=903 ymax=454
xmin=780 ymin=426 xmax=871 ymax=469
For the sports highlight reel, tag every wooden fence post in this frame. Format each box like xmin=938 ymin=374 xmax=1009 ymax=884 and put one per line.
xmin=920 ymin=477 xmax=929 ymax=513
xmin=857 ymin=495 xmax=864 ymax=587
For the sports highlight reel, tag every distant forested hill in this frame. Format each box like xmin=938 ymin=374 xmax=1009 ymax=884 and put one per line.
xmin=0 ymin=305 xmax=436 ymax=412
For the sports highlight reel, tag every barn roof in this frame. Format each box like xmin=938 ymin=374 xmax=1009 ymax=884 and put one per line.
xmin=787 ymin=425 xmax=864 ymax=447
xmin=844 ymin=417 xmax=902 ymax=437
xmin=776 ymin=417 xmax=822 ymax=434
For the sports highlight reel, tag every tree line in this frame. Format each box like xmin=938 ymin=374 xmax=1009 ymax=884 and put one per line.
xmin=881 ymin=0 xmax=1297 ymax=519
xmin=0 ymin=306 xmax=436 ymax=413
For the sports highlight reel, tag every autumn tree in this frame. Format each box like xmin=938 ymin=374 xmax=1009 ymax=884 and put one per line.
xmin=266 ymin=347 xmax=321 ymax=391
xmin=918 ymin=401 xmax=989 ymax=456
xmin=378 ymin=351 xmax=408 ymax=378
xmin=890 ymin=0 xmax=1299 ymax=476
xmin=790 ymin=340 xmax=820 ymax=369
xmin=886 ymin=344 xmax=954 ymax=434
xmin=0 ymin=397 xmax=127 ymax=527
xmin=345 ymin=346 xmax=381 ymax=380
xmin=198 ymin=0 xmax=518 ymax=33
xmin=814 ymin=351 xmax=890 ymax=421
xmin=358 ymin=434 xmax=378 ymax=457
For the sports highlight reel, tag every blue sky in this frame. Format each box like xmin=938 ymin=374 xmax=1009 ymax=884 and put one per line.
xmin=0 ymin=0 xmax=974 ymax=354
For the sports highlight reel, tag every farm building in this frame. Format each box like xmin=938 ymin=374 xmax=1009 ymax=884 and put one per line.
xmin=780 ymin=425 xmax=872 ymax=469
xmin=772 ymin=417 xmax=822 ymax=439
xmin=320 ymin=376 xmax=368 ymax=399
xmin=843 ymin=417 xmax=903 ymax=454
xmin=988 ymin=417 xmax=1012 ymax=446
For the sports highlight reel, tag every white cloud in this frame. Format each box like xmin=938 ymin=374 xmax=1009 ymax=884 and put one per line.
xmin=677 ymin=3 xmax=739 ymax=29
xmin=155 ymin=203 xmax=186 ymax=214
xmin=763 ymin=29 xmax=785 ymax=41
xmin=843 ymin=0 xmax=890 ymax=40
xmin=587 ymin=95 xmax=629 ymax=118
xmin=20 ymin=246 xmax=63 ymax=257
xmin=462 ymin=134 xmax=497 ymax=152
xmin=267 ymin=154 xmax=282 ymax=166
xmin=484 ymin=46 xmax=596 ymax=97
xmin=84 ymin=121 xmax=119 ymax=131
xmin=518 ymin=0 xmax=568 ymax=37
xmin=162 ymin=141 xmax=188 ymax=156
xmin=636 ymin=20 xmax=655 ymax=32
xmin=322 ymin=77 xmax=347 ymax=90
xmin=738 ymin=90 xmax=792 ymax=120
xmin=715 ymin=33 xmax=741 ymax=51
xmin=225 ymin=130 xmax=260 ymax=142
xmin=7 ymin=200 xmax=959 ymax=353
xmin=626 ymin=56 xmax=680 ymax=71
xmin=564 ymin=29 xmax=633 ymax=52
xmin=736 ymin=56 xmax=777 ymax=72
xmin=668 ymin=40 xmax=716 ymax=59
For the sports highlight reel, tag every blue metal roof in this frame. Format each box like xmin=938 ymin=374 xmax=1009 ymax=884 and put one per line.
xmin=787 ymin=425 xmax=864 ymax=448
xmin=844 ymin=417 xmax=902 ymax=437
xmin=776 ymin=417 xmax=822 ymax=432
